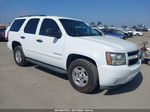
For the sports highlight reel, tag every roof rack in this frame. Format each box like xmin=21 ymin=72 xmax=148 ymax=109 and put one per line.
xmin=19 ymin=15 xmax=47 ymax=17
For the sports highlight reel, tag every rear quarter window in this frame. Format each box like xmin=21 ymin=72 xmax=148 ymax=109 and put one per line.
xmin=10 ymin=19 xmax=25 ymax=32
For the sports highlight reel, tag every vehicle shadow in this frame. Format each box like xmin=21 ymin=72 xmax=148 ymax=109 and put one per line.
xmin=104 ymin=72 xmax=143 ymax=95
xmin=34 ymin=66 xmax=104 ymax=94
xmin=0 ymin=40 xmax=7 ymax=42
xmin=35 ymin=66 xmax=68 ymax=80
xmin=88 ymin=86 xmax=104 ymax=94
xmin=31 ymin=65 xmax=143 ymax=95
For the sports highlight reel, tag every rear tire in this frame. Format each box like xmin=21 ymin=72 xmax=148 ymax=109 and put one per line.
xmin=13 ymin=46 xmax=28 ymax=66
xmin=68 ymin=59 xmax=99 ymax=93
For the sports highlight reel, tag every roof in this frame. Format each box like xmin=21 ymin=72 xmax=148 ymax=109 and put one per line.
xmin=17 ymin=15 xmax=81 ymax=21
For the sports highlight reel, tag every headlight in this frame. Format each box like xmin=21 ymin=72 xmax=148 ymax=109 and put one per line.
xmin=106 ymin=52 xmax=126 ymax=65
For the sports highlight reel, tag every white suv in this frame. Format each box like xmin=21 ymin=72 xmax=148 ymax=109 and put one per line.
xmin=7 ymin=15 xmax=141 ymax=93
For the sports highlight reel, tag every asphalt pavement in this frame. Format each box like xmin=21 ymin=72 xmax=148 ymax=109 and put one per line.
xmin=0 ymin=33 xmax=150 ymax=109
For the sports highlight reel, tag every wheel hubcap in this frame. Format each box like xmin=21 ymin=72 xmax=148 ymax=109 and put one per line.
xmin=15 ymin=50 xmax=22 ymax=63
xmin=72 ymin=66 xmax=88 ymax=87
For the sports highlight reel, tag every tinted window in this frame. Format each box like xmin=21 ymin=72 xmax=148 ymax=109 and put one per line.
xmin=93 ymin=29 xmax=103 ymax=36
xmin=60 ymin=19 xmax=97 ymax=37
xmin=39 ymin=19 xmax=61 ymax=37
xmin=10 ymin=19 xmax=25 ymax=32
xmin=24 ymin=19 xmax=39 ymax=34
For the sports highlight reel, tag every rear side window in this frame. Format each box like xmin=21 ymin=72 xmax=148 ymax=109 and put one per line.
xmin=24 ymin=19 xmax=39 ymax=34
xmin=10 ymin=19 xmax=25 ymax=32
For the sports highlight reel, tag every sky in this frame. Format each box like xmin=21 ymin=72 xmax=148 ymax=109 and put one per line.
xmin=0 ymin=0 xmax=150 ymax=27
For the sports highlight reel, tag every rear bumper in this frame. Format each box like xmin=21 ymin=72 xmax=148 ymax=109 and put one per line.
xmin=97 ymin=60 xmax=141 ymax=89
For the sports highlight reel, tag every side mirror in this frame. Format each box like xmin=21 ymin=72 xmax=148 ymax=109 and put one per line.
xmin=45 ymin=28 xmax=62 ymax=39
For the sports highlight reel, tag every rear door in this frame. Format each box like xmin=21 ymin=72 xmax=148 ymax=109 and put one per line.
xmin=21 ymin=18 xmax=40 ymax=58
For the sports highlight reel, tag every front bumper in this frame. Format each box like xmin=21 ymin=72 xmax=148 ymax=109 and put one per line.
xmin=98 ymin=60 xmax=141 ymax=89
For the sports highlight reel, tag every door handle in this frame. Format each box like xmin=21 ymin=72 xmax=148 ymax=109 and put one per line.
xmin=36 ymin=39 xmax=43 ymax=43
xmin=20 ymin=36 xmax=25 ymax=39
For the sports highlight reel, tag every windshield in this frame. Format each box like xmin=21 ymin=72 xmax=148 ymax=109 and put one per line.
xmin=60 ymin=19 xmax=98 ymax=37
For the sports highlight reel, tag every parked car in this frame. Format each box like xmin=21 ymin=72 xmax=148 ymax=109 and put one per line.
xmin=7 ymin=15 xmax=141 ymax=93
xmin=101 ymin=28 xmax=127 ymax=39
xmin=136 ymin=28 xmax=148 ymax=32
xmin=119 ymin=29 xmax=133 ymax=37
xmin=128 ymin=30 xmax=143 ymax=36
xmin=93 ymin=27 xmax=122 ymax=39
xmin=141 ymin=28 xmax=148 ymax=32
xmin=5 ymin=26 xmax=10 ymax=41
xmin=0 ymin=28 xmax=6 ymax=41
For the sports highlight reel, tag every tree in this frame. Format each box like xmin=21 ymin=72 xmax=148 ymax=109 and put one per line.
xmin=104 ymin=25 xmax=108 ymax=29
xmin=90 ymin=21 xmax=102 ymax=27
xmin=97 ymin=21 xmax=102 ymax=26
xmin=132 ymin=25 xmax=137 ymax=29
xmin=122 ymin=25 xmax=128 ymax=29
xmin=90 ymin=22 xmax=96 ymax=27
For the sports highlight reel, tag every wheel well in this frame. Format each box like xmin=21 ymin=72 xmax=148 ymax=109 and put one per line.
xmin=12 ymin=41 xmax=21 ymax=50
xmin=67 ymin=54 xmax=97 ymax=69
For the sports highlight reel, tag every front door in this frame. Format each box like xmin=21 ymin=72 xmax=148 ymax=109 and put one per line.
xmin=34 ymin=18 xmax=65 ymax=68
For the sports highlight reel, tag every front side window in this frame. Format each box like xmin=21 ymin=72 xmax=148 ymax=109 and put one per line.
xmin=10 ymin=19 xmax=25 ymax=32
xmin=24 ymin=19 xmax=39 ymax=34
xmin=39 ymin=19 xmax=61 ymax=37
xmin=60 ymin=19 xmax=97 ymax=37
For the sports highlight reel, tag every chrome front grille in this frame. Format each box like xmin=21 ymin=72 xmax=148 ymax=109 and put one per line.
xmin=128 ymin=50 xmax=139 ymax=66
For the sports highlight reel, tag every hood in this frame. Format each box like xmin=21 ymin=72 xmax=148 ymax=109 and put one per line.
xmin=79 ymin=36 xmax=138 ymax=52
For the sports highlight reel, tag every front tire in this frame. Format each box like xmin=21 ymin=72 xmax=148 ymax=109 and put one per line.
xmin=13 ymin=46 xmax=28 ymax=66
xmin=68 ymin=59 xmax=99 ymax=93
